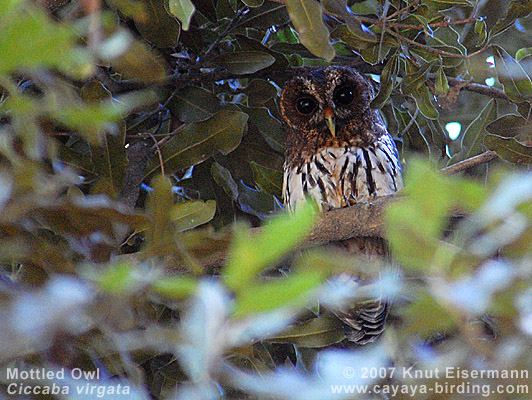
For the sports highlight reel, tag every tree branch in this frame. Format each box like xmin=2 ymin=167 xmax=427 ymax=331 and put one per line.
xmin=440 ymin=150 xmax=499 ymax=174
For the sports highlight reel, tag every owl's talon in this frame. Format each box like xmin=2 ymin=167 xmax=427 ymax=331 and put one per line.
xmin=348 ymin=194 xmax=357 ymax=206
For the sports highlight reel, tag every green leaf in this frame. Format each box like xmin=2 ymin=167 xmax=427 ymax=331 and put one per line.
xmin=251 ymin=161 xmax=283 ymax=197
xmin=493 ymin=45 xmax=532 ymax=103
xmin=236 ymin=35 xmax=289 ymax=69
xmin=58 ymin=142 xmax=95 ymax=175
xmin=152 ymin=275 xmax=198 ymax=299
xmin=486 ymin=114 xmax=532 ymax=138
xmin=211 ymin=162 xmax=239 ymax=200
xmin=135 ymin=0 xmax=180 ymax=47
xmin=516 ymin=47 xmax=532 ymax=62
xmin=435 ymin=66 xmax=450 ymax=96
xmin=98 ymin=262 xmax=134 ymax=294
xmin=492 ymin=0 xmax=532 ymax=36
xmin=401 ymin=291 xmax=455 ymax=335
xmin=224 ymin=202 xmax=316 ymax=292
xmin=285 ymin=0 xmax=335 ymax=61
xmin=168 ymin=86 xmax=223 ymax=123
xmin=144 ymin=110 xmax=248 ymax=177
xmin=322 ymin=0 xmax=376 ymax=42
xmin=474 ymin=19 xmax=487 ymax=46
xmin=244 ymin=107 xmax=284 ymax=152
xmin=371 ymin=54 xmax=398 ymax=109
xmin=392 ymin=106 xmax=430 ymax=153
xmin=241 ymin=0 xmax=263 ymax=6
xmin=110 ymin=39 xmax=167 ymax=83
xmin=235 ymin=2 xmax=290 ymax=29
xmin=484 ymin=135 xmax=532 ymax=164
xmin=144 ymin=175 xmax=175 ymax=256
xmin=402 ymin=60 xmax=438 ymax=93
xmin=232 ymin=268 xmax=326 ymax=317
xmin=449 ymin=99 xmax=496 ymax=165
xmin=244 ymin=80 xmax=278 ymax=107
xmin=169 ymin=0 xmax=195 ymax=30
xmin=424 ymin=0 xmax=471 ymax=11
xmin=267 ymin=316 xmax=345 ymax=347
xmin=89 ymin=125 xmax=127 ymax=198
xmin=214 ymin=51 xmax=276 ymax=74
xmin=237 ymin=181 xmax=280 ymax=220
xmin=348 ymin=0 xmax=379 ymax=15
xmin=0 ymin=3 xmax=90 ymax=76
xmin=170 ymin=200 xmax=216 ymax=233
xmin=411 ymin=85 xmax=439 ymax=120
xmin=80 ymin=81 xmax=112 ymax=103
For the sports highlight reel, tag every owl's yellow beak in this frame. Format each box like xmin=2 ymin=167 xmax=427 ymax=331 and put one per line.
xmin=324 ymin=107 xmax=335 ymax=137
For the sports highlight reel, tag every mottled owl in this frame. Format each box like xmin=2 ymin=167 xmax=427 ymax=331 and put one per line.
xmin=280 ymin=66 xmax=403 ymax=345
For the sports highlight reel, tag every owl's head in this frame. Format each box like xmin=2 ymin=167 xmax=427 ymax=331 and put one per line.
xmin=280 ymin=66 xmax=374 ymax=139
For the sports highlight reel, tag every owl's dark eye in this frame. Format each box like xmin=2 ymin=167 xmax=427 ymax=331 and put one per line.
xmin=333 ymin=85 xmax=355 ymax=106
xmin=295 ymin=97 xmax=318 ymax=115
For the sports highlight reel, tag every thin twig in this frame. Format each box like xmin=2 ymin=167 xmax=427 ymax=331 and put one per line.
xmin=440 ymin=151 xmax=499 ymax=174
xmin=398 ymin=106 xmax=420 ymax=138
xmin=148 ymin=132 xmax=165 ymax=176
xmin=203 ymin=7 xmax=247 ymax=58
xmin=385 ymin=0 xmax=421 ymax=20
xmin=385 ymin=28 xmax=490 ymax=59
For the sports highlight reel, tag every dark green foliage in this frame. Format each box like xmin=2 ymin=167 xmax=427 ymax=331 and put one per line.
xmin=1 ymin=0 xmax=532 ymax=398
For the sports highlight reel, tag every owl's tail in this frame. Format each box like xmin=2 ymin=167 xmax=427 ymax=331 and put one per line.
xmin=334 ymin=298 xmax=389 ymax=345
xmin=331 ymin=236 xmax=394 ymax=345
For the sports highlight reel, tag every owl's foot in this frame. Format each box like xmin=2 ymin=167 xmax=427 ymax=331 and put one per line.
xmin=321 ymin=201 xmax=335 ymax=211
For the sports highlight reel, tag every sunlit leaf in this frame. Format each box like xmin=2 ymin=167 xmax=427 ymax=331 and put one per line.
xmin=170 ymin=199 xmax=216 ymax=233
xmin=232 ymin=268 xmax=327 ymax=317
xmin=401 ymin=291 xmax=455 ymax=335
xmin=224 ymin=202 xmax=316 ymax=292
xmin=151 ymin=275 xmax=198 ymax=299
xmin=285 ymin=0 xmax=335 ymax=61
xmin=110 ymin=39 xmax=167 ymax=83
xmin=516 ymin=47 xmax=532 ymax=62
xmin=169 ymin=0 xmax=195 ymax=30
xmin=0 ymin=3 xmax=92 ymax=76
